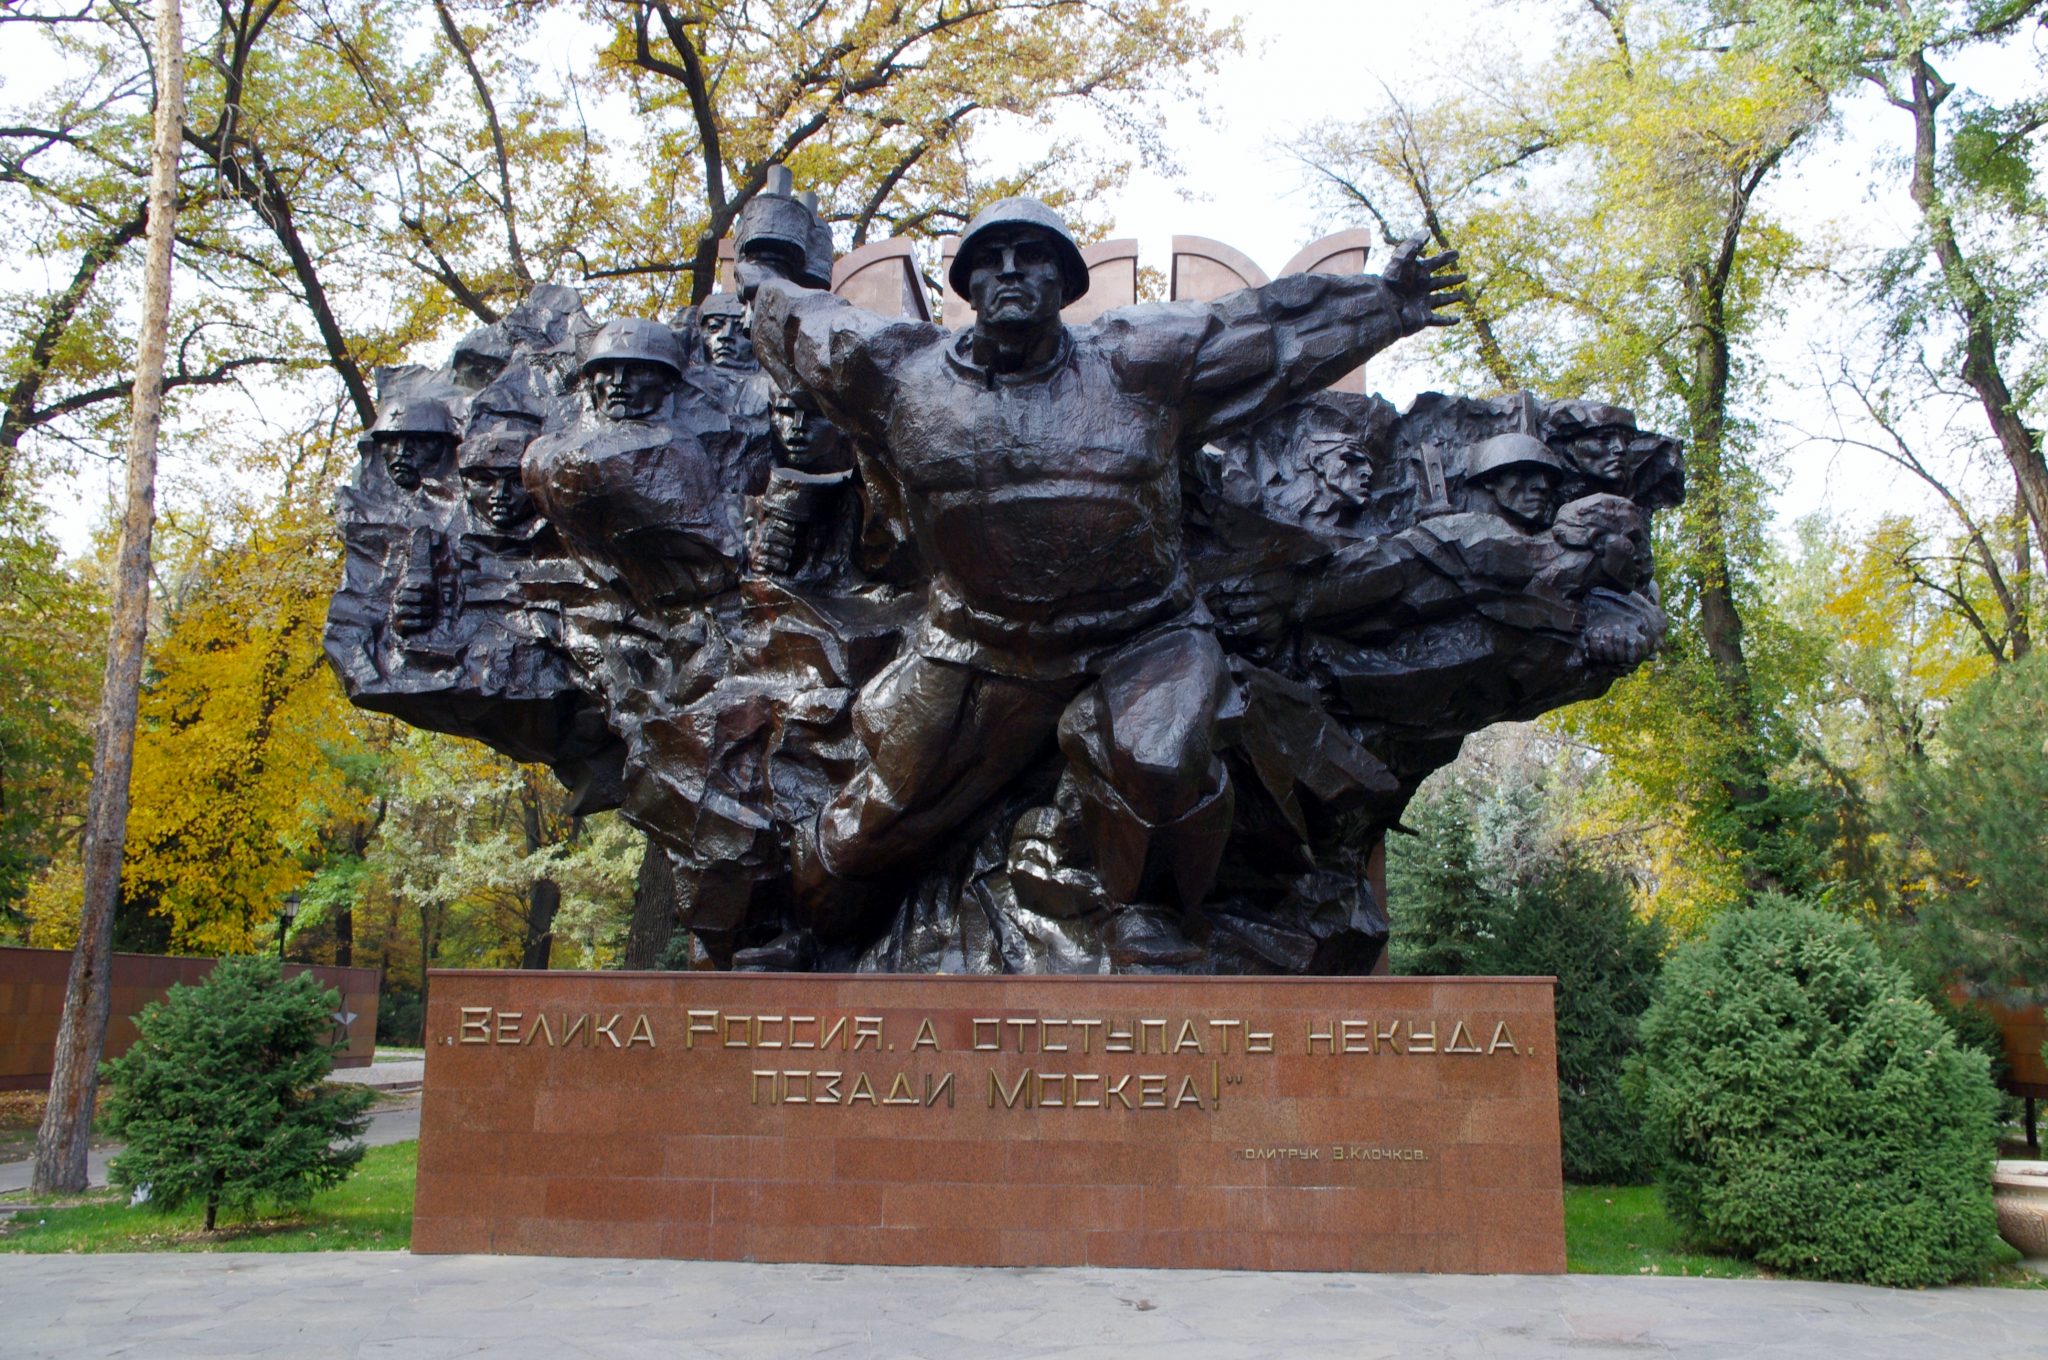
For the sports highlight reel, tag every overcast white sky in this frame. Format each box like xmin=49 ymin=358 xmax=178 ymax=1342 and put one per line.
xmin=15 ymin=0 xmax=2041 ymax=550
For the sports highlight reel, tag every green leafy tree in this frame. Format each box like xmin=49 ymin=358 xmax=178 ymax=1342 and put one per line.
xmin=100 ymin=955 xmax=374 ymax=1232
xmin=1303 ymin=0 xmax=1835 ymax=916
xmin=1634 ymin=895 xmax=2003 ymax=1285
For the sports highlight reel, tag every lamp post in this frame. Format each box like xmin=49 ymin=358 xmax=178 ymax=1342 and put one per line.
xmin=278 ymin=892 xmax=300 ymax=963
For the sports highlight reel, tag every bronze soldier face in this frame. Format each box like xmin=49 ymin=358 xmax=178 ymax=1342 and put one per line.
xmin=451 ymin=350 xmax=507 ymax=392
xmin=700 ymin=311 xmax=752 ymax=369
xmin=965 ymin=226 xmax=1066 ymax=329
xmin=586 ymin=360 xmax=675 ymax=422
xmin=1485 ymin=467 xmax=1557 ymax=528
xmin=1569 ymin=427 xmax=1631 ymax=484
xmin=770 ymin=390 xmax=841 ymax=472
xmin=379 ymin=432 xmax=447 ymax=491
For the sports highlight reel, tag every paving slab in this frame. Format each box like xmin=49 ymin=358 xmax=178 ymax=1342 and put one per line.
xmin=1 ymin=1252 xmax=2044 ymax=1359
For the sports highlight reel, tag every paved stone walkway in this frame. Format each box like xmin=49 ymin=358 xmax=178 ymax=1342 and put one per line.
xmin=2 ymin=1252 xmax=2044 ymax=1359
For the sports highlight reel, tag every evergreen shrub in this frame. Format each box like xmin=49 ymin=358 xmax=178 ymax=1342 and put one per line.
xmin=1634 ymin=896 xmax=2003 ymax=1286
xmin=101 ymin=955 xmax=374 ymax=1231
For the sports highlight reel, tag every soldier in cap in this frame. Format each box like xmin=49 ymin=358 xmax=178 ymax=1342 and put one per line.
xmin=458 ymin=427 xmax=541 ymax=539
xmin=1462 ymin=431 xmax=1568 ymax=530
xmin=696 ymin=291 xmax=757 ymax=371
xmin=744 ymin=191 xmax=1465 ymax=960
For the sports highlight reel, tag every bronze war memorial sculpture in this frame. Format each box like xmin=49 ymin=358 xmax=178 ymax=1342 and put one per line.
xmin=326 ymin=175 xmax=1683 ymax=977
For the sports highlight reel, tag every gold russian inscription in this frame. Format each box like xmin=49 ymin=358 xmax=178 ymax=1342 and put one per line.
xmin=1105 ymin=1074 xmax=1133 ymax=1109
xmin=972 ymin=1018 xmax=1001 ymax=1051
xmin=1489 ymin=1021 xmax=1518 ymax=1054
xmin=782 ymin=1070 xmax=811 ymax=1103
xmin=1246 ymin=1028 xmax=1274 ymax=1054
xmin=912 ymin=1018 xmax=940 ymax=1051
xmin=1037 ymin=1073 xmax=1067 ymax=1107
xmin=595 ymin=1014 xmax=622 ymax=1048
xmin=685 ymin=1010 xmax=718 ymax=1049
xmin=1446 ymin=1021 xmax=1482 ymax=1054
xmin=1072 ymin=1073 xmax=1103 ymax=1108
xmin=523 ymin=1013 xmax=555 ymax=1047
xmin=1172 ymin=1020 xmax=1203 ymax=1054
xmin=627 ymin=1015 xmax=656 ymax=1048
xmin=1007 ymin=1018 xmax=1036 ymax=1051
xmin=1106 ymin=1024 xmax=1135 ymax=1054
xmin=990 ymin=1069 xmax=1031 ymax=1109
xmin=790 ymin=1015 xmax=817 ymax=1050
xmin=1208 ymin=1019 xmax=1241 ymax=1053
xmin=493 ymin=1011 xmax=523 ymax=1044
xmin=1376 ymin=1020 xmax=1402 ymax=1053
xmin=1409 ymin=1022 xmax=1436 ymax=1054
xmin=560 ymin=1014 xmax=589 ymax=1047
xmin=817 ymin=1071 xmax=843 ymax=1104
xmin=755 ymin=1015 xmax=785 ymax=1049
xmin=1138 ymin=1075 xmax=1168 ymax=1108
xmin=926 ymin=1072 xmax=955 ymax=1108
xmin=459 ymin=1007 xmax=491 ymax=1044
xmin=1340 ymin=1019 xmax=1370 ymax=1053
xmin=1041 ymin=1019 xmax=1068 ymax=1053
xmin=1173 ymin=1076 xmax=1203 ymax=1109
xmin=1070 ymin=1018 xmax=1103 ymax=1053
xmin=847 ymin=1072 xmax=877 ymax=1105
xmin=819 ymin=1016 xmax=848 ymax=1050
xmin=1138 ymin=1019 xmax=1168 ymax=1054
xmin=723 ymin=1015 xmax=750 ymax=1048
xmin=883 ymin=1073 xmax=917 ymax=1105
xmin=751 ymin=1070 xmax=775 ymax=1104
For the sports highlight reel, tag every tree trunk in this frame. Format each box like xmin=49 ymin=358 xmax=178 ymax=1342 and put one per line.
xmin=624 ymin=838 xmax=679 ymax=968
xmin=205 ymin=1173 xmax=221 ymax=1232
xmin=31 ymin=0 xmax=183 ymax=1197
xmin=1905 ymin=57 xmax=2048 ymax=566
xmin=521 ymin=879 xmax=560 ymax=969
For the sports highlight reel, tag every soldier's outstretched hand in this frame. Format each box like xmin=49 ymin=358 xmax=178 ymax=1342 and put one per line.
xmin=1382 ymin=235 xmax=1466 ymax=335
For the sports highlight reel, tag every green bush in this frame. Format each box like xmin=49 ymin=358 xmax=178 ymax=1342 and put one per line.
xmin=1389 ymin=784 xmax=1666 ymax=1183
xmin=1634 ymin=896 xmax=2003 ymax=1286
xmin=1492 ymin=857 xmax=1666 ymax=1183
xmin=101 ymin=956 xmax=375 ymax=1231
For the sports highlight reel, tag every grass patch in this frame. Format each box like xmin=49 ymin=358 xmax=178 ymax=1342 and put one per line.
xmin=0 ymin=1140 xmax=414 ymax=1253
xmin=1566 ymin=1183 xmax=2048 ymax=1288
xmin=1565 ymin=1184 xmax=1758 ymax=1278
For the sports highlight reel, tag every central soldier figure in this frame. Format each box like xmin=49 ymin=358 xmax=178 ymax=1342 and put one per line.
xmin=746 ymin=197 xmax=1463 ymax=961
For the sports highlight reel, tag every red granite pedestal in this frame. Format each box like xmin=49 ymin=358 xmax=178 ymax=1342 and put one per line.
xmin=413 ymin=971 xmax=1564 ymax=1273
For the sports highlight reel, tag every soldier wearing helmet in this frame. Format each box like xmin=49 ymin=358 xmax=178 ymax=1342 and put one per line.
xmin=361 ymin=397 xmax=458 ymax=494
xmin=579 ymin=317 xmax=685 ymax=424
xmin=744 ymin=189 xmax=1465 ymax=961
xmin=450 ymin=326 xmax=515 ymax=392
xmin=1463 ymin=432 xmax=1567 ymax=530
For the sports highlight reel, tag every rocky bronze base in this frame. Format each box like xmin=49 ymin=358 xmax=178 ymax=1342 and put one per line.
xmin=414 ymin=971 xmax=1564 ymax=1273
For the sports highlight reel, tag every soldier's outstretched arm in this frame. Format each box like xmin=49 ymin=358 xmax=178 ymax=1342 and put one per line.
xmin=1179 ymin=236 xmax=1465 ymax=441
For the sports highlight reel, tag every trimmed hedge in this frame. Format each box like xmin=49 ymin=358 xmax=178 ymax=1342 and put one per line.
xmin=1634 ymin=896 xmax=2003 ymax=1286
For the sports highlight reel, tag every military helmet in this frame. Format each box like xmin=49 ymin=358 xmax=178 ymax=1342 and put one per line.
xmin=948 ymin=196 xmax=1090 ymax=304
xmin=1465 ymin=432 xmax=1567 ymax=483
xmin=368 ymin=397 xmax=457 ymax=438
xmin=580 ymin=318 xmax=684 ymax=379
xmin=735 ymin=181 xmax=835 ymax=290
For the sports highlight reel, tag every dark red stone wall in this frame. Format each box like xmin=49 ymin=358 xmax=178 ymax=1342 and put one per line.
xmin=0 ymin=946 xmax=380 ymax=1091
xmin=415 ymin=971 xmax=1564 ymax=1273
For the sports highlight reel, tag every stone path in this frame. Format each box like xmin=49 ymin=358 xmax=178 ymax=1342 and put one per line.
xmin=2 ymin=1252 xmax=2044 ymax=1358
